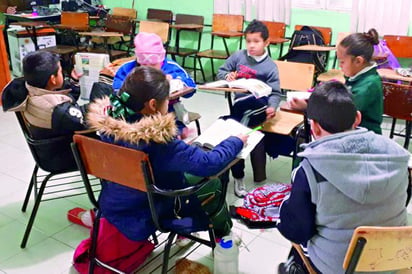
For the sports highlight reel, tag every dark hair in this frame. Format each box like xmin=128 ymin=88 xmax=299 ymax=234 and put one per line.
xmin=244 ymin=19 xmax=269 ymax=41
xmin=339 ymin=28 xmax=379 ymax=62
xmin=22 ymin=51 xmax=60 ymax=89
xmin=119 ymin=66 xmax=169 ymax=112
xmin=307 ymin=81 xmax=357 ymax=133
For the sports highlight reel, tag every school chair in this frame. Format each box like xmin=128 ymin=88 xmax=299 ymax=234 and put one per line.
xmin=166 ymin=14 xmax=204 ymax=69
xmin=71 ymin=134 xmax=230 ymax=274
xmin=316 ymin=32 xmax=350 ymax=83
xmin=146 ymin=8 xmax=173 ymax=24
xmin=384 ymin=35 xmax=412 ymax=59
xmin=12 ymin=111 xmax=100 ymax=248
xmin=195 ymin=14 xmax=244 ymax=82
xmin=138 ymin=20 xmax=170 ymax=45
xmin=294 ymin=25 xmax=332 ymax=46
xmin=112 ymin=7 xmax=137 ymax=19
xmin=382 ymin=81 xmax=412 ymax=149
xmin=261 ymin=21 xmax=288 ymax=58
xmin=343 ymin=226 xmax=412 ymax=273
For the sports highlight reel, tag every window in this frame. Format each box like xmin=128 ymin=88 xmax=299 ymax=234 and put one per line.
xmin=292 ymin=0 xmax=352 ymax=11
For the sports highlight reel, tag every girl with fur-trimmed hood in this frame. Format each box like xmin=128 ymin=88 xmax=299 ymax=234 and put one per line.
xmin=87 ymin=66 xmax=248 ymax=241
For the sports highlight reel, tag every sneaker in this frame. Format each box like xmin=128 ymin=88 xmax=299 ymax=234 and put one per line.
xmin=234 ymin=178 xmax=248 ymax=198
xmin=175 ymin=233 xmax=199 ymax=247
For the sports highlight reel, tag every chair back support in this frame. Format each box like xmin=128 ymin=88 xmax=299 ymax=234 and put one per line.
xmin=61 ymin=12 xmax=89 ymax=30
xmin=175 ymin=14 xmax=204 ymax=27
xmin=212 ymin=14 xmax=244 ymax=33
xmin=139 ymin=20 xmax=170 ymax=43
xmin=105 ymin=14 xmax=135 ymax=35
xmin=343 ymin=226 xmax=412 ymax=273
xmin=147 ymin=8 xmax=173 ymax=23
xmin=382 ymin=82 xmax=412 ymax=121
xmin=262 ymin=21 xmax=286 ymax=40
xmin=383 ymin=35 xmax=412 ymax=58
xmin=295 ymin=25 xmax=332 ymax=45
xmin=274 ymin=60 xmax=315 ymax=91
xmin=71 ymin=134 xmax=149 ymax=193
xmin=112 ymin=7 xmax=137 ymax=19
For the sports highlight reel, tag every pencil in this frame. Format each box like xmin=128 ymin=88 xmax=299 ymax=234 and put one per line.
xmin=246 ymin=125 xmax=263 ymax=135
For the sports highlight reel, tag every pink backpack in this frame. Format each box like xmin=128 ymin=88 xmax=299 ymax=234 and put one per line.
xmin=73 ymin=217 xmax=154 ymax=274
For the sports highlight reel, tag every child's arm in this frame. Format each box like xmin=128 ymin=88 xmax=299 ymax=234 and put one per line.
xmin=164 ymin=61 xmax=196 ymax=98
xmin=216 ymin=51 xmax=240 ymax=80
xmin=265 ymin=65 xmax=282 ymax=110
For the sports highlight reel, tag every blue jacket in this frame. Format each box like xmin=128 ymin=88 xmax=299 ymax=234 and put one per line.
xmin=87 ymin=97 xmax=243 ymax=241
xmin=113 ymin=59 xmax=196 ymax=99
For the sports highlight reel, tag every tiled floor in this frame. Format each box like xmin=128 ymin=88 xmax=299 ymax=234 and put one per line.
xmin=0 ymin=89 xmax=411 ymax=274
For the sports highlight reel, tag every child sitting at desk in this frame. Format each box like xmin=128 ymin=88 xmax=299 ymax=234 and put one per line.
xmin=87 ymin=66 xmax=248 ymax=243
xmin=216 ymin=19 xmax=282 ymax=197
xmin=277 ymin=81 xmax=409 ymax=274
xmin=113 ymin=32 xmax=196 ymax=137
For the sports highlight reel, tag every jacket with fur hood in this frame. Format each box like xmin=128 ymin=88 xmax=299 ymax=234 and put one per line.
xmin=87 ymin=97 xmax=244 ymax=241
xmin=2 ymin=77 xmax=86 ymax=138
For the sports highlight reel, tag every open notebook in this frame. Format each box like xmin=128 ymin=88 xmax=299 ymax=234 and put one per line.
xmin=192 ymin=119 xmax=264 ymax=159
xmin=204 ymin=78 xmax=271 ymax=98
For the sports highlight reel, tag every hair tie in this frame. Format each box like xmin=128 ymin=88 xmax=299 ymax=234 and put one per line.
xmin=108 ymin=92 xmax=136 ymax=119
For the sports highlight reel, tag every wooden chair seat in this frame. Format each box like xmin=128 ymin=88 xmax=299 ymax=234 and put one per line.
xmin=188 ymin=111 xmax=201 ymax=122
xmin=317 ymin=69 xmax=345 ymax=83
xmin=166 ymin=46 xmax=198 ymax=57
xmin=196 ymin=49 xmax=228 ymax=59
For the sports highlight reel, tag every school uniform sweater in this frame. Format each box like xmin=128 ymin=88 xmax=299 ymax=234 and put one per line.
xmin=346 ymin=65 xmax=383 ymax=134
xmin=277 ymin=128 xmax=409 ymax=274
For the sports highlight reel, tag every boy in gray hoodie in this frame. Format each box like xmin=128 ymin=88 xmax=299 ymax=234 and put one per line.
xmin=277 ymin=81 xmax=409 ymax=274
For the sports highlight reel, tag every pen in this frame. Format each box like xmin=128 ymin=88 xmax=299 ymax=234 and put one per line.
xmin=246 ymin=125 xmax=263 ymax=135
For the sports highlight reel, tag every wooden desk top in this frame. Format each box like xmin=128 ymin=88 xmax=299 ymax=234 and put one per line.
xmin=197 ymin=85 xmax=247 ymax=93
xmin=378 ymin=68 xmax=412 ymax=82
xmin=53 ymin=24 xmax=89 ymax=31
xmin=293 ymin=45 xmax=336 ymax=51
xmin=212 ymin=31 xmax=243 ymax=38
xmin=269 ymin=37 xmax=289 ymax=44
xmin=78 ymin=31 xmax=123 ymax=37
xmin=10 ymin=21 xmax=49 ymax=27
xmin=169 ymin=87 xmax=195 ymax=100
xmin=262 ymin=110 xmax=304 ymax=135
xmin=170 ymin=24 xmax=203 ymax=30
xmin=279 ymin=102 xmax=305 ymax=115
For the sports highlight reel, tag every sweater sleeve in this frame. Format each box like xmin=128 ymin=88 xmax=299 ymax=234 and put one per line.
xmin=266 ymin=63 xmax=282 ymax=109
xmin=216 ymin=51 xmax=239 ymax=80
xmin=277 ymin=166 xmax=317 ymax=244
xmin=163 ymin=60 xmax=196 ymax=98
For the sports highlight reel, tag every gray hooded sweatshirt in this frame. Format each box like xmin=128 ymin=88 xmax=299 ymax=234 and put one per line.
xmin=298 ymin=128 xmax=409 ymax=273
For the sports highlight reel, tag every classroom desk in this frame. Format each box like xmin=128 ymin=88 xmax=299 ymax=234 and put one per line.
xmin=78 ymin=31 xmax=123 ymax=59
xmin=197 ymin=85 xmax=247 ymax=111
xmin=169 ymin=87 xmax=195 ymax=101
xmin=211 ymin=31 xmax=243 ymax=56
xmin=10 ymin=21 xmax=50 ymax=50
xmin=268 ymin=37 xmax=289 ymax=58
xmin=378 ymin=68 xmax=412 ymax=83
xmin=292 ymin=45 xmax=336 ymax=51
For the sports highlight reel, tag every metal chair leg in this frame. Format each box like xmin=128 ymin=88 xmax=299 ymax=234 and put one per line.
xmin=390 ymin=118 xmax=397 ymax=139
xmin=404 ymin=120 xmax=411 ymax=149
xmin=89 ymin=210 xmax=102 ymax=274
xmin=21 ymin=173 xmax=52 ymax=248
xmin=195 ymin=119 xmax=201 ymax=136
xmin=22 ymin=165 xmax=38 ymax=212
xmin=162 ymin=232 xmax=176 ymax=274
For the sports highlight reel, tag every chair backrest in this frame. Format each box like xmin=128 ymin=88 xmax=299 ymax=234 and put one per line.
xmin=274 ymin=60 xmax=315 ymax=91
xmin=139 ymin=20 xmax=170 ymax=43
xmin=112 ymin=7 xmax=137 ymax=19
xmin=61 ymin=11 xmax=89 ymax=30
xmin=262 ymin=21 xmax=286 ymax=40
xmin=382 ymin=81 xmax=412 ymax=121
xmin=105 ymin=14 xmax=135 ymax=35
xmin=336 ymin=32 xmax=351 ymax=46
xmin=295 ymin=24 xmax=332 ymax=45
xmin=212 ymin=14 xmax=244 ymax=33
xmin=15 ymin=112 xmax=78 ymax=173
xmin=343 ymin=226 xmax=412 ymax=273
xmin=146 ymin=8 xmax=173 ymax=23
xmin=383 ymin=35 xmax=412 ymax=58
xmin=175 ymin=13 xmax=204 ymax=29
xmin=71 ymin=134 xmax=149 ymax=194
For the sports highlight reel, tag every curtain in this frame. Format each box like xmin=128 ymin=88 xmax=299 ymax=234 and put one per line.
xmin=351 ymin=0 xmax=411 ymax=35
xmin=214 ymin=0 xmax=291 ymax=24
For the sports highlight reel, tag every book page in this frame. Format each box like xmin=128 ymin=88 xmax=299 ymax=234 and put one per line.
xmin=228 ymin=78 xmax=271 ymax=98
xmin=203 ymin=80 xmax=230 ymax=88
xmin=286 ymin=91 xmax=312 ymax=102
xmin=193 ymin=119 xmax=264 ymax=159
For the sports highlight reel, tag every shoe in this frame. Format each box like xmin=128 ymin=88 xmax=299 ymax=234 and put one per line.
xmin=278 ymin=262 xmax=288 ymax=274
xmin=234 ymin=178 xmax=248 ymax=198
xmin=67 ymin=207 xmax=94 ymax=229
xmin=176 ymin=233 xmax=199 ymax=247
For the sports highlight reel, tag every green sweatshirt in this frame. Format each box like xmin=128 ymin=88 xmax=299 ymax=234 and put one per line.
xmin=346 ymin=67 xmax=383 ymax=134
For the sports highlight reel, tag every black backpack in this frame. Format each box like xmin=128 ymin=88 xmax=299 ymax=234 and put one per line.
xmin=279 ymin=26 xmax=327 ymax=75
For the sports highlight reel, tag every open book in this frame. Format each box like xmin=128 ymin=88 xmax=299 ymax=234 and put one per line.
xmin=192 ymin=119 xmax=264 ymax=159
xmin=204 ymin=78 xmax=271 ymax=98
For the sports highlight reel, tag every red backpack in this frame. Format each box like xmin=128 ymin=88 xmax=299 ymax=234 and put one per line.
xmin=73 ymin=217 xmax=154 ymax=274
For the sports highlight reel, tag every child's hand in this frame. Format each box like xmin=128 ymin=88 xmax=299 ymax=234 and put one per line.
xmin=266 ymin=107 xmax=276 ymax=120
xmin=236 ymin=133 xmax=249 ymax=145
xmin=180 ymin=127 xmax=196 ymax=140
xmin=71 ymin=68 xmax=83 ymax=80
xmin=100 ymin=64 xmax=116 ymax=77
xmin=289 ymin=98 xmax=308 ymax=111
xmin=166 ymin=74 xmax=173 ymax=81
xmin=225 ymin=71 xmax=237 ymax=81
